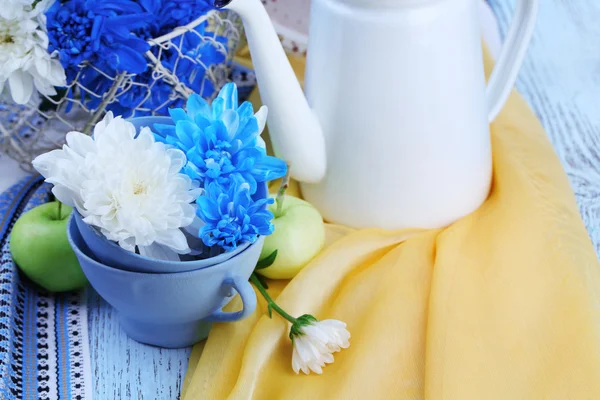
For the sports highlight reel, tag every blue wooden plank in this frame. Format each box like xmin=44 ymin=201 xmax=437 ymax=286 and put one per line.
xmin=489 ymin=0 xmax=600 ymax=253
xmin=87 ymin=290 xmax=191 ymax=399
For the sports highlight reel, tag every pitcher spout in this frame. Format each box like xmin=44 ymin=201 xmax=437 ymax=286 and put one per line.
xmin=215 ymin=0 xmax=326 ymax=183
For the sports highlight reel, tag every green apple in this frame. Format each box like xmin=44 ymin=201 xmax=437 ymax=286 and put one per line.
xmin=10 ymin=202 xmax=88 ymax=292
xmin=257 ymin=195 xmax=326 ymax=280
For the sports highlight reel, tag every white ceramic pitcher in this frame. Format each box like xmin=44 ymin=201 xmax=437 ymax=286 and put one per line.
xmin=215 ymin=0 xmax=539 ymax=230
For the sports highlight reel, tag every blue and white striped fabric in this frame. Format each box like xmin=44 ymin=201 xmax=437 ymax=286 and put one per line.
xmin=0 ymin=176 xmax=91 ymax=400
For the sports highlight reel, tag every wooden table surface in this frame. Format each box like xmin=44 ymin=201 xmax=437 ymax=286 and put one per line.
xmin=87 ymin=1 xmax=600 ymax=398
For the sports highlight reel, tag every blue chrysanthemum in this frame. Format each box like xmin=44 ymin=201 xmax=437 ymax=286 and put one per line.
xmin=153 ymin=83 xmax=288 ymax=193
xmin=136 ymin=0 xmax=214 ymax=39
xmin=106 ymin=23 xmax=228 ymax=117
xmin=46 ymin=0 xmax=154 ymax=75
xmin=197 ymin=174 xmax=275 ymax=251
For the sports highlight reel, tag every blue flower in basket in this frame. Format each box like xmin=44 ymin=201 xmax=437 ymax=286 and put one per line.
xmin=196 ymin=174 xmax=275 ymax=251
xmin=46 ymin=0 xmax=154 ymax=75
xmin=137 ymin=0 xmax=214 ymax=39
xmin=171 ymin=23 xmax=228 ymax=97
xmin=105 ymin=23 xmax=228 ymax=118
xmin=153 ymin=83 xmax=288 ymax=193
xmin=105 ymin=70 xmax=185 ymax=118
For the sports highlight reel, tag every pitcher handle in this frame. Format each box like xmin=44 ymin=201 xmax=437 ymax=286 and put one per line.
xmin=206 ymin=276 xmax=257 ymax=323
xmin=485 ymin=0 xmax=539 ymax=122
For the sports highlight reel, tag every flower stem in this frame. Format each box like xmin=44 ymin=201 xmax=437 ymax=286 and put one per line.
xmin=250 ymin=273 xmax=297 ymax=324
xmin=275 ymin=164 xmax=291 ymax=218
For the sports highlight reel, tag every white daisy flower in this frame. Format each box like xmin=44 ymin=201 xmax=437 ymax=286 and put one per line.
xmin=32 ymin=112 xmax=200 ymax=259
xmin=290 ymin=315 xmax=351 ymax=375
xmin=0 ymin=10 xmax=65 ymax=104
xmin=250 ymin=235 xmax=351 ymax=376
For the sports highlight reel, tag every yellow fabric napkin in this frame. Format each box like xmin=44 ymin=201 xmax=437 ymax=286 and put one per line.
xmin=182 ymin=48 xmax=600 ymax=399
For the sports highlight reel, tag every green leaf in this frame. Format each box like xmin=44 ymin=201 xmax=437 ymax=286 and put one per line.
xmin=254 ymin=250 xmax=278 ymax=270
xmin=254 ymin=273 xmax=269 ymax=290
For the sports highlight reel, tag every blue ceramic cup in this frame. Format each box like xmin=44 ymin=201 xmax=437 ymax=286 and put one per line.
xmin=74 ymin=116 xmax=268 ymax=274
xmin=74 ymin=203 xmax=255 ymax=274
xmin=68 ymin=216 xmax=262 ymax=348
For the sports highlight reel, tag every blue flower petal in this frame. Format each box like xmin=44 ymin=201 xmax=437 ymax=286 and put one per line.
xmin=169 ymin=108 xmax=190 ymax=123
xmin=236 ymin=101 xmax=254 ymax=122
xmin=193 ymin=114 xmax=212 ymax=131
xmin=175 ymin=120 xmax=200 ymax=149
xmin=106 ymin=14 xmax=154 ymax=37
xmin=251 ymin=155 xmax=288 ymax=182
xmin=216 ymin=192 xmax=230 ymax=216
xmin=220 ymin=110 xmax=240 ymax=140
xmin=196 ymin=197 xmax=220 ymax=222
xmin=217 ymin=82 xmax=238 ymax=111
xmin=246 ymin=197 xmax=273 ymax=214
xmin=212 ymin=98 xmax=226 ymax=122
xmin=107 ymin=43 xmax=148 ymax=73
xmin=186 ymin=94 xmax=211 ymax=120
xmin=232 ymin=118 xmax=259 ymax=152
xmin=184 ymin=162 xmax=204 ymax=181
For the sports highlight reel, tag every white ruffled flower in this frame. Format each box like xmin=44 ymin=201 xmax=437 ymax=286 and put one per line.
xmin=0 ymin=10 xmax=66 ymax=104
xmin=32 ymin=112 xmax=200 ymax=259
xmin=290 ymin=315 xmax=351 ymax=375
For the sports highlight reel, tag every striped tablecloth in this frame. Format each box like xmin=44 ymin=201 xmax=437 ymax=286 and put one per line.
xmin=0 ymin=176 xmax=91 ymax=400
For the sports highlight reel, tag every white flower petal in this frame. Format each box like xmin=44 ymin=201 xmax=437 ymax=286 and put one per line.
xmin=183 ymin=214 xmax=206 ymax=236
xmin=20 ymin=18 xmax=38 ymax=32
xmin=255 ymin=105 xmax=268 ymax=134
xmin=291 ymin=347 xmax=304 ymax=374
xmin=34 ymin=54 xmax=48 ymax=77
xmin=65 ymin=131 xmax=96 ymax=157
xmin=93 ymin=112 xmax=114 ymax=139
xmin=48 ymin=58 xmax=66 ymax=86
xmin=167 ymin=149 xmax=187 ymax=174
xmin=189 ymin=188 xmax=204 ymax=200
xmin=8 ymin=69 xmax=33 ymax=104
xmin=256 ymin=136 xmax=267 ymax=150
xmin=0 ymin=0 xmax=33 ymax=19
xmin=50 ymin=186 xmax=78 ymax=208
xmin=155 ymin=229 xmax=191 ymax=254
xmin=32 ymin=149 xmax=62 ymax=177
xmin=179 ymin=203 xmax=197 ymax=227
xmin=32 ymin=76 xmax=57 ymax=97
xmin=290 ymin=319 xmax=350 ymax=375
xmin=118 ymin=237 xmax=137 ymax=253
xmin=136 ymin=127 xmax=155 ymax=147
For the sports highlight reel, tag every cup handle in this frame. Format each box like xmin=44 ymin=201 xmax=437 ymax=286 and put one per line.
xmin=205 ymin=276 xmax=257 ymax=323
xmin=485 ymin=0 xmax=539 ymax=122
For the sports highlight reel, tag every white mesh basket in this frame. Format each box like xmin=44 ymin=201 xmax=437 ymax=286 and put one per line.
xmin=0 ymin=10 xmax=243 ymax=172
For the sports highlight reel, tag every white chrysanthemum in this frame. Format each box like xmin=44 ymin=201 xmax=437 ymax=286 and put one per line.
xmin=33 ymin=112 xmax=200 ymax=259
xmin=290 ymin=317 xmax=351 ymax=375
xmin=0 ymin=12 xmax=65 ymax=104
